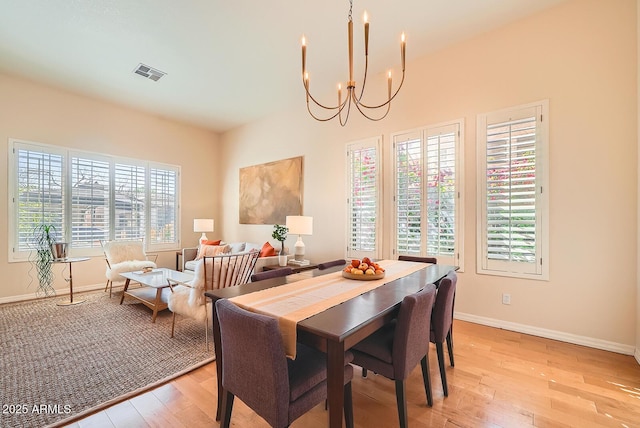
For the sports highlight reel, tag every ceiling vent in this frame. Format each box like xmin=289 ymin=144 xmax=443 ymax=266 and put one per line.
xmin=133 ymin=63 xmax=166 ymax=81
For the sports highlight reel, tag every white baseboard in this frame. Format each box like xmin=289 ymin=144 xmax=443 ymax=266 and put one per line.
xmin=455 ymin=312 xmax=636 ymax=356
xmin=0 ymin=283 xmax=105 ymax=305
xmin=635 ymin=348 xmax=640 ymax=365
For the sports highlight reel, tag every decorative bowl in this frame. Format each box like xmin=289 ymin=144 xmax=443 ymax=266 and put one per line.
xmin=342 ymin=270 xmax=385 ymax=281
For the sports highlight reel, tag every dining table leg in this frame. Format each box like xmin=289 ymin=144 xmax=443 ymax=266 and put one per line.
xmin=327 ymin=339 xmax=346 ymax=428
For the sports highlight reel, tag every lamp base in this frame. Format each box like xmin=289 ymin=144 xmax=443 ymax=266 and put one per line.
xmin=294 ymin=235 xmax=306 ymax=261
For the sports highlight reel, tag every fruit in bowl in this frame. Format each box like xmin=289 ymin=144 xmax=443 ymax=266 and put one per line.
xmin=343 ymin=258 xmax=385 ymax=279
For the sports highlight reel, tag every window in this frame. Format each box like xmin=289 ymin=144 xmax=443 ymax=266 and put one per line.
xmin=114 ymin=163 xmax=146 ymax=240
xmin=477 ymin=100 xmax=549 ymax=280
xmin=345 ymin=137 xmax=382 ymax=260
xmin=71 ymin=154 xmax=110 ymax=249
xmin=149 ymin=167 xmax=178 ymax=246
xmin=13 ymin=146 xmax=65 ymax=255
xmin=9 ymin=139 xmax=180 ymax=260
xmin=393 ymin=121 xmax=464 ymax=267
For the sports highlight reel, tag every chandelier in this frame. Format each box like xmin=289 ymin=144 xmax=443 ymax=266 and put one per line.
xmin=301 ymin=0 xmax=406 ymax=126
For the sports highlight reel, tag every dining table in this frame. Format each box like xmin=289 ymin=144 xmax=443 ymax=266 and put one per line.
xmin=205 ymin=261 xmax=457 ymax=428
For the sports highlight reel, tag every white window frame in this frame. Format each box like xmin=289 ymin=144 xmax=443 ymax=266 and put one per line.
xmin=392 ymin=120 xmax=464 ymax=269
xmin=8 ymin=139 xmax=181 ymax=261
xmin=345 ymin=136 xmax=382 ymax=260
xmin=476 ymin=100 xmax=549 ymax=280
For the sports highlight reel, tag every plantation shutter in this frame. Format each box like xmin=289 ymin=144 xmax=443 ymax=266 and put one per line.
xmin=426 ymin=126 xmax=457 ymax=256
xmin=394 ymin=132 xmax=422 ymax=254
xmin=149 ymin=166 xmax=179 ymax=248
xmin=71 ymin=155 xmax=110 ymax=248
xmin=346 ymin=138 xmax=381 ymax=259
xmin=393 ymin=122 xmax=461 ymax=265
xmin=114 ymin=163 xmax=146 ymax=240
xmin=478 ymin=101 xmax=547 ymax=278
xmin=15 ymin=145 xmax=65 ymax=253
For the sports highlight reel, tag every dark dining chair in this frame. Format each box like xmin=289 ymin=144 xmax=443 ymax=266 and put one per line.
xmin=398 ymin=255 xmax=437 ymax=264
xmin=318 ymin=259 xmax=346 ymax=269
xmin=430 ymin=270 xmax=457 ymax=397
xmin=216 ymin=299 xmax=355 ymax=428
xmin=251 ymin=267 xmax=293 ymax=282
xmin=351 ymin=284 xmax=437 ymax=428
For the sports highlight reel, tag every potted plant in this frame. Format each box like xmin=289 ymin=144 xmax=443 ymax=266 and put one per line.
xmin=29 ymin=224 xmax=59 ymax=297
xmin=271 ymin=224 xmax=289 ymax=266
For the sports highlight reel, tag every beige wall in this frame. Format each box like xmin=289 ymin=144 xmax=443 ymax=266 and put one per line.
xmin=0 ymin=73 xmax=220 ymax=301
xmin=221 ymin=0 xmax=639 ymax=351
xmin=637 ymin=0 xmax=640 ymax=362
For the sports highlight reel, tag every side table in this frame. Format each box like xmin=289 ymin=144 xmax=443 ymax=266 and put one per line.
xmin=54 ymin=257 xmax=90 ymax=306
xmin=262 ymin=262 xmax=319 ymax=274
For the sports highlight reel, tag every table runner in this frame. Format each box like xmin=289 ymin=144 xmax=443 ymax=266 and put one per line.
xmin=229 ymin=260 xmax=428 ymax=358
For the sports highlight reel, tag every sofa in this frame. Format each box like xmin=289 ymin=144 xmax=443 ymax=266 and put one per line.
xmin=182 ymin=241 xmax=290 ymax=273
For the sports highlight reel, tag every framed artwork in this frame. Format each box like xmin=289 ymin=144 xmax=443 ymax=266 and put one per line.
xmin=239 ymin=156 xmax=303 ymax=224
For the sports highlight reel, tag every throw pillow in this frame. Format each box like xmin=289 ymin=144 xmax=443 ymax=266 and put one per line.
xmin=259 ymin=241 xmax=277 ymax=258
xmin=196 ymin=244 xmax=231 ymax=260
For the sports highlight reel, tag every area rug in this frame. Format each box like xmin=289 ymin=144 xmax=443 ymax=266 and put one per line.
xmin=0 ymin=288 xmax=215 ymax=428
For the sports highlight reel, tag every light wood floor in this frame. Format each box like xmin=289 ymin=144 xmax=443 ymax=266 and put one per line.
xmin=65 ymin=320 xmax=640 ymax=427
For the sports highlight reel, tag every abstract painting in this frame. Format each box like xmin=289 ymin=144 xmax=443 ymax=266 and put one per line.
xmin=239 ymin=156 xmax=303 ymax=224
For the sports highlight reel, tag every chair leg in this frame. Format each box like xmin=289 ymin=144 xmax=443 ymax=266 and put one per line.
xmin=362 ymin=368 xmax=368 ymax=377
xmin=446 ymin=328 xmax=455 ymax=367
xmin=394 ymin=379 xmax=408 ymax=428
xmin=204 ymin=308 xmax=210 ymax=352
xmin=420 ymin=355 xmax=433 ymax=407
xmin=220 ymin=389 xmax=235 ymax=428
xmin=344 ymin=382 xmax=354 ymax=428
xmin=104 ymin=279 xmax=109 ymax=292
xmin=171 ymin=312 xmax=176 ymax=338
xmin=436 ymin=342 xmax=448 ymax=397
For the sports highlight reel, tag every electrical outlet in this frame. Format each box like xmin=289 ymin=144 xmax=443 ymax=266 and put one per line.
xmin=502 ymin=293 xmax=511 ymax=305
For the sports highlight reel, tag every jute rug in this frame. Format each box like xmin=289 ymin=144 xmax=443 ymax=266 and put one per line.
xmin=0 ymin=288 xmax=215 ymax=428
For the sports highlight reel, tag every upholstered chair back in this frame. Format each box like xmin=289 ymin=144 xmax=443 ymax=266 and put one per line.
xmin=398 ymin=255 xmax=437 ymax=264
xmin=216 ymin=299 xmax=290 ymax=427
xmin=391 ymin=284 xmax=437 ymax=379
xmin=431 ymin=271 xmax=457 ymax=343
xmin=317 ymin=259 xmax=347 ymax=269
xmin=103 ymin=239 xmax=146 ymax=264
xmin=251 ymin=267 xmax=293 ymax=282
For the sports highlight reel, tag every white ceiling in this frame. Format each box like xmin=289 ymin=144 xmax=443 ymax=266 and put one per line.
xmin=0 ymin=0 xmax=567 ymax=133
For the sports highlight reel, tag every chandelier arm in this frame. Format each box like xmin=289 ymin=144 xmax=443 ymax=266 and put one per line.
xmin=356 ymin=54 xmax=369 ymax=101
xmin=352 ymin=91 xmax=391 ymax=121
xmin=303 ymin=74 xmax=348 ymax=110
xmin=355 ymin=71 xmax=405 ymax=110
xmin=306 ymin=92 xmax=350 ymax=122
xmin=339 ymin=95 xmax=353 ymax=126
xmin=304 ymin=87 xmax=343 ymax=111
xmin=306 ymin=101 xmax=343 ymax=122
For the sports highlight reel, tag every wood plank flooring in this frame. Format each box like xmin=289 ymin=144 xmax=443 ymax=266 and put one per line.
xmin=64 ymin=320 xmax=640 ymax=427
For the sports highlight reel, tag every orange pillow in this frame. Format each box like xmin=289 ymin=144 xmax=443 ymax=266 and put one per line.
xmin=202 ymin=239 xmax=221 ymax=246
xmin=259 ymin=241 xmax=277 ymax=258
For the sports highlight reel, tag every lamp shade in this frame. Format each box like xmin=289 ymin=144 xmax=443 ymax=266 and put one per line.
xmin=286 ymin=216 xmax=313 ymax=235
xmin=193 ymin=218 xmax=214 ymax=233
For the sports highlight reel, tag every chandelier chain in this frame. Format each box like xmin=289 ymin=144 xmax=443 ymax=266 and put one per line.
xmin=348 ymin=0 xmax=353 ymax=22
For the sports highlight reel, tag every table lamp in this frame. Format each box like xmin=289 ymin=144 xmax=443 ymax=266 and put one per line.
xmin=193 ymin=218 xmax=214 ymax=245
xmin=286 ymin=215 xmax=313 ymax=264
